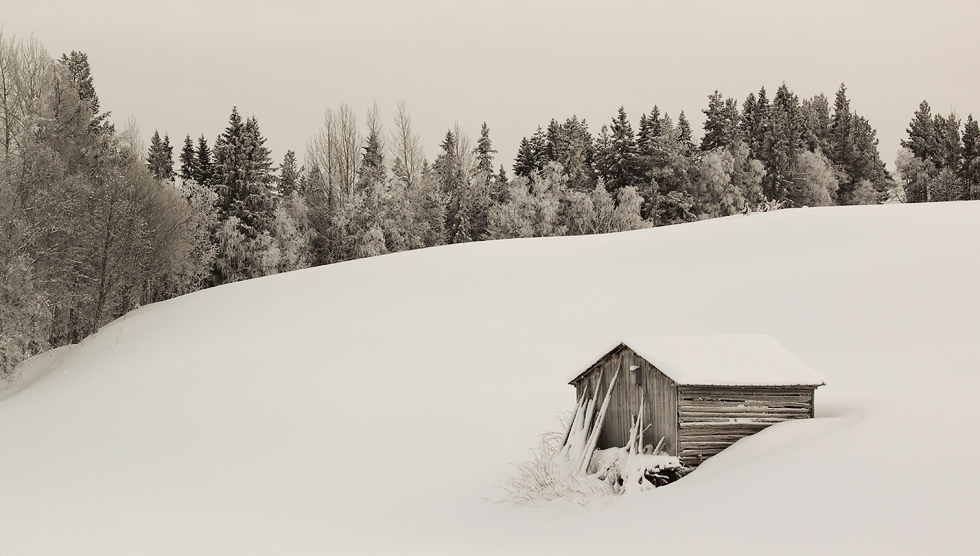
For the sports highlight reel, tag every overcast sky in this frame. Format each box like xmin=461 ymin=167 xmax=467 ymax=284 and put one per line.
xmin=6 ymin=0 xmax=979 ymax=173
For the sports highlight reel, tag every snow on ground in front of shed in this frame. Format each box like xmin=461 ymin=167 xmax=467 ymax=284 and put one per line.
xmin=2 ymin=201 xmax=980 ymax=554
xmin=621 ymin=334 xmax=826 ymax=386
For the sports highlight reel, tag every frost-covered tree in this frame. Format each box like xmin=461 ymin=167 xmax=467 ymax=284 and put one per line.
xmin=692 ymin=149 xmax=743 ymax=217
xmin=436 ymin=127 xmax=487 ymax=244
xmin=389 ymin=101 xmax=424 ymax=189
xmin=474 ymin=122 xmax=496 ymax=185
xmin=487 ymin=162 xmax=566 ymax=239
xmin=792 ymin=150 xmax=839 ymax=207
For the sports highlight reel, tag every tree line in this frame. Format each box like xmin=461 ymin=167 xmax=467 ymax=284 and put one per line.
xmin=1 ymin=35 xmax=216 ymax=378
xmin=0 ymin=33 xmax=975 ymax=378
xmin=896 ymin=101 xmax=980 ymax=202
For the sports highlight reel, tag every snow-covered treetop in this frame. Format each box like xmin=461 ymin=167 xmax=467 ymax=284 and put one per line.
xmin=570 ymin=335 xmax=825 ymax=387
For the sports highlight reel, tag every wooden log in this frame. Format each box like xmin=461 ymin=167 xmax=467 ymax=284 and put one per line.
xmin=680 ymin=420 xmax=772 ymax=428
xmin=680 ymin=426 xmax=766 ymax=434
xmin=681 ymin=439 xmax=752 ymax=448
xmin=679 ymin=403 xmax=811 ymax=411
xmin=679 ymin=398 xmax=812 ymax=406
xmin=679 ymin=410 xmax=809 ymax=419
xmin=679 ymin=427 xmax=770 ymax=438
xmin=680 ymin=416 xmax=806 ymax=424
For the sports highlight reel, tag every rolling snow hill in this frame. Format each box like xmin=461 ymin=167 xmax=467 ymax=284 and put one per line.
xmin=2 ymin=202 xmax=980 ymax=555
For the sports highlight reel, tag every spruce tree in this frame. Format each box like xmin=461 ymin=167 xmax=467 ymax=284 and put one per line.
xmin=513 ymin=130 xmax=545 ymax=178
xmin=243 ymin=116 xmax=273 ymax=186
xmin=603 ymin=107 xmax=640 ymax=192
xmin=179 ymin=134 xmax=198 ymax=182
xmin=147 ymin=130 xmax=175 ymax=181
xmin=474 ymin=122 xmax=497 ymax=185
xmin=147 ymin=131 xmax=163 ymax=174
xmin=58 ymin=50 xmax=111 ymax=133
xmin=279 ymin=150 xmax=299 ymax=197
xmin=559 ymin=116 xmax=595 ymax=190
xmin=766 ymin=83 xmax=804 ymax=203
xmin=849 ymin=115 xmax=889 ymax=196
xmin=934 ymin=112 xmax=963 ymax=172
xmin=639 ymin=106 xmax=663 ymax=152
xmin=677 ymin=111 xmax=694 ymax=152
xmin=802 ymin=94 xmax=831 ymax=154
xmin=829 ymin=85 xmax=856 ymax=201
xmin=544 ymin=119 xmax=563 ymax=162
xmin=902 ymin=101 xmax=939 ymax=163
xmin=434 ymin=130 xmax=469 ymax=243
xmin=740 ymin=87 xmax=772 ymax=163
xmin=961 ymin=115 xmax=980 ymax=199
xmin=497 ymin=165 xmax=508 ymax=187
xmin=823 ymin=85 xmax=889 ymax=203
xmin=701 ymin=91 xmax=739 ymax=151
xmin=196 ymin=135 xmax=213 ymax=186
xmin=212 ymin=107 xmax=275 ymax=235
xmin=358 ymin=129 xmax=386 ymax=208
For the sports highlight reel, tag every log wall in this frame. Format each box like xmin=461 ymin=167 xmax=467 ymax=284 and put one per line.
xmin=676 ymin=386 xmax=814 ymax=466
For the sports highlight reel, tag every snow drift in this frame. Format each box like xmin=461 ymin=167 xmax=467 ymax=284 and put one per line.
xmin=2 ymin=201 xmax=980 ymax=554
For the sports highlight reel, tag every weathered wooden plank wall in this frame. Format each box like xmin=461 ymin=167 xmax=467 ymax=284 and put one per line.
xmin=640 ymin=360 xmax=678 ymax=456
xmin=676 ymin=386 xmax=814 ymax=466
xmin=597 ymin=350 xmax=627 ymax=450
xmin=574 ymin=347 xmax=680 ymax=454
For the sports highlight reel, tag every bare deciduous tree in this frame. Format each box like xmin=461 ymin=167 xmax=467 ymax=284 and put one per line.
xmin=390 ymin=100 xmax=424 ymax=188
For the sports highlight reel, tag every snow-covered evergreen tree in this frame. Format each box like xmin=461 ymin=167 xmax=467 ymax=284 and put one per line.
xmin=147 ymin=131 xmax=175 ymax=181
xmin=196 ymin=135 xmax=213 ymax=186
xmin=212 ymin=107 xmax=275 ymax=236
xmin=179 ymin=134 xmax=198 ymax=183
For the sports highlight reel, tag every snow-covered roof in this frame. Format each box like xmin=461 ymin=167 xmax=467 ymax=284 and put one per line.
xmin=569 ymin=335 xmax=825 ymax=387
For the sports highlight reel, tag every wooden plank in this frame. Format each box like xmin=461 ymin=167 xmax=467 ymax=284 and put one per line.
xmin=680 ymin=390 xmax=812 ymax=398
xmin=681 ymin=441 xmax=748 ymax=448
xmin=680 ymin=415 xmax=807 ymax=423
xmin=679 ymin=444 xmax=734 ymax=452
xmin=679 ymin=400 xmax=812 ymax=408
xmin=679 ymin=424 xmax=771 ymax=435
xmin=680 ymin=406 xmax=811 ymax=414
xmin=679 ymin=396 xmax=809 ymax=403
xmin=680 ymin=385 xmax=815 ymax=394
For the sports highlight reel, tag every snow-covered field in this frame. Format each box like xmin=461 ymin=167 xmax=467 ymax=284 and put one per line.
xmin=2 ymin=201 xmax=979 ymax=555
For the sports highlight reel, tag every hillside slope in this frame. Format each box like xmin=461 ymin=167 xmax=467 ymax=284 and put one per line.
xmin=2 ymin=202 xmax=979 ymax=555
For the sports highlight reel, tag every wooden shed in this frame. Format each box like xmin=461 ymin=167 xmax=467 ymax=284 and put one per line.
xmin=568 ymin=335 xmax=825 ymax=467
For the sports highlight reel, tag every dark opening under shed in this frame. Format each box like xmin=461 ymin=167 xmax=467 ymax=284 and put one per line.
xmin=568 ymin=335 xmax=825 ymax=466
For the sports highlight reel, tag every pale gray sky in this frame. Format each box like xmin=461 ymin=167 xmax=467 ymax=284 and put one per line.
xmin=6 ymin=0 xmax=979 ymax=173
